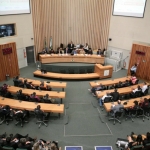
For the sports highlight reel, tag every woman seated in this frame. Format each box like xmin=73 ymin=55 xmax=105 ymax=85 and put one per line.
xmin=24 ymin=79 xmax=37 ymax=89
xmin=49 ymin=49 xmax=55 ymax=54
xmin=79 ymin=48 xmax=85 ymax=55
xmin=30 ymin=92 xmax=40 ymax=102
xmin=130 ymin=75 xmax=137 ymax=85
xmin=127 ymin=134 xmax=143 ymax=150
xmin=87 ymin=48 xmax=93 ymax=55
xmin=33 ymin=139 xmax=59 ymax=150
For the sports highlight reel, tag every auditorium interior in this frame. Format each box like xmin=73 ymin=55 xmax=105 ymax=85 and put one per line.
xmin=0 ymin=0 xmax=150 ymax=150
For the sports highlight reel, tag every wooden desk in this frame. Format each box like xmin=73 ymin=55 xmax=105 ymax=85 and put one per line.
xmin=7 ymin=86 xmax=65 ymax=103
xmin=40 ymin=54 xmax=105 ymax=64
xmin=34 ymin=70 xmax=100 ymax=80
xmin=94 ymin=64 xmax=113 ymax=79
xmin=0 ymin=97 xmax=64 ymax=114
xmin=104 ymin=95 xmax=150 ymax=112
xmin=96 ymin=83 xmax=145 ymax=98
xmin=20 ymin=78 xmax=67 ymax=91
xmin=90 ymin=76 xmax=131 ymax=88
xmin=33 ymin=64 xmax=113 ymax=80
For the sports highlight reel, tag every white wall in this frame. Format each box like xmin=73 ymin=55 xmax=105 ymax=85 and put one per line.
xmin=0 ymin=13 xmax=34 ymax=68
xmin=108 ymin=0 xmax=150 ymax=69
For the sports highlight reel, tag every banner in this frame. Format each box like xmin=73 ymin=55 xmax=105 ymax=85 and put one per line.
xmin=49 ymin=36 xmax=53 ymax=49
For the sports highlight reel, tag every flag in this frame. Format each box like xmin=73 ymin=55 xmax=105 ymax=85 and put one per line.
xmin=44 ymin=37 xmax=47 ymax=49
xmin=49 ymin=36 xmax=53 ymax=49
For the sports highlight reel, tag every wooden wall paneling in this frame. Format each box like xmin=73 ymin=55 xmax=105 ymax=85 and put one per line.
xmin=31 ymin=0 xmax=113 ymax=58
xmin=128 ymin=43 xmax=150 ymax=81
xmin=0 ymin=42 xmax=19 ymax=81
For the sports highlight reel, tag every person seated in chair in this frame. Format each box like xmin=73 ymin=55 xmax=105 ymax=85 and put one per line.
xmin=79 ymin=48 xmax=85 ymax=55
xmin=97 ymin=49 xmax=102 ymax=55
xmin=127 ymin=134 xmax=143 ymax=150
xmin=16 ymin=89 xmax=26 ymax=100
xmin=34 ymin=105 xmax=50 ymax=118
xmin=87 ymin=48 xmax=93 ymax=55
xmin=99 ymin=92 xmax=112 ymax=107
xmin=110 ymin=100 xmax=124 ymax=115
xmin=88 ymin=83 xmax=104 ymax=97
xmin=49 ymin=49 xmax=55 ymax=54
xmin=130 ymin=75 xmax=137 ymax=85
xmin=30 ymin=92 xmax=40 ymax=101
xmin=114 ymin=81 xmax=123 ymax=88
xmin=1 ymin=136 xmax=18 ymax=149
xmin=139 ymin=98 xmax=149 ymax=109
xmin=5 ymin=91 xmax=13 ymax=98
xmin=130 ymin=63 xmax=138 ymax=75
xmin=64 ymin=47 xmax=69 ymax=54
xmin=14 ymin=76 xmax=24 ymax=87
xmin=56 ymin=47 xmax=63 ymax=54
xmin=71 ymin=49 xmax=77 ymax=55
xmin=83 ymin=43 xmax=89 ymax=53
xmin=130 ymin=85 xmax=142 ymax=98
xmin=0 ymin=83 xmax=8 ymax=96
xmin=110 ymin=89 xmax=120 ymax=101
xmin=24 ymin=79 xmax=37 ymax=89
xmin=18 ymin=137 xmax=33 ymax=150
xmin=43 ymin=94 xmax=55 ymax=103
xmin=122 ymin=80 xmax=130 ymax=87
xmin=141 ymin=82 xmax=148 ymax=94
xmin=39 ymin=81 xmax=46 ymax=90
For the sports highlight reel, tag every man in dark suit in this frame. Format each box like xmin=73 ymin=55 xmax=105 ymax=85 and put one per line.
xmin=97 ymin=49 xmax=102 ymax=55
xmin=68 ymin=41 xmax=74 ymax=53
xmin=110 ymin=89 xmax=120 ymax=101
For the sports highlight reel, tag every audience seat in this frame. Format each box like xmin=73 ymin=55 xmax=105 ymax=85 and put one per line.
xmin=15 ymin=112 xmax=28 ymax=127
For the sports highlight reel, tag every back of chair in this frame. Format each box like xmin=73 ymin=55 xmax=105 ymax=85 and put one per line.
xmin=130 ymin=145 xmax=143 ymax=150
xmin=115 ymin=108 xmax=124 ymax=118
xmin=3 ymin=146 xmax=15 ymax=150
xmin=145 ymin=143 xmax=150 ymax=150
xmin=104 ymin=97 xmax=112 ymax=103
xmin=34 ymin=109 xmax=44 ymax=120
xmin=15 ymin=112 xmax=24 ymax=121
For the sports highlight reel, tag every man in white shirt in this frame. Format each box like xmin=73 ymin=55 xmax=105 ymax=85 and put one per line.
xmin=130 ymin=63 xmax=137 ymax=75
xmin=99 ymin=92 xmax=112 ymax=106
xmin=83 ymin=43 xmax=89 ymax=53
xmin=141 ymin=82 xmax=148 ymax=93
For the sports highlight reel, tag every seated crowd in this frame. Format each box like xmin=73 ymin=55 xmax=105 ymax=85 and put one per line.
xmin=88 ymin=75 xmax=140 ymax=97
xmin=125 ymin=132 xmax=150 ymax=150
xmin=0 ymin=132 xmax=59 ymax=150
xmin=0 ymin=80 xmax=56 ymax=104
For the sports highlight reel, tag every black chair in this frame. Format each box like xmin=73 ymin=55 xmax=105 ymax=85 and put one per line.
xmin=130 ymin=145 xmax=143 ymax=150
xmin=144 ymin=143 xmax=150 ymax=150
xmin=14 ymin=111 xmax=28 ymax=127
xmin=13 ymin=80 xmax=19 ymax=87
xmin=135 ymin=91 xmax=142 ymax=98
xmin=101 ymin=97 xmax=112 ymax=111
xmin=108 ymin=108 xmax=124 ymax=125
xmin=125 ymin=107 xmax=138 ymax=122
xmin=2 ymin=146 xmax=15 ymax=150
xmin=34 ymin=109 xmax=49 ymax=128
xmin=0 ymin=108 xmax=13 ymax=125
xmin=25 ymin=83 xmax=32 ymax=89
xmin=135 ymin=79 xmax=139 ymax=85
